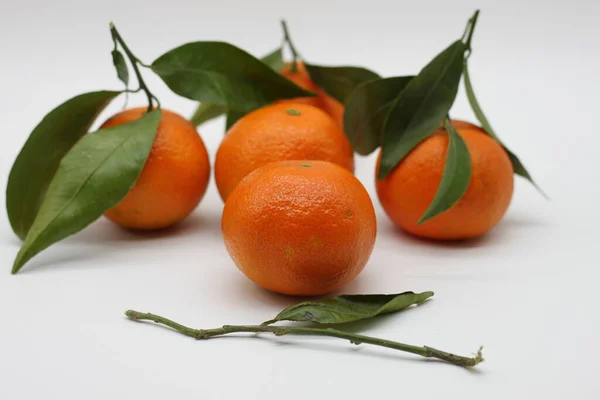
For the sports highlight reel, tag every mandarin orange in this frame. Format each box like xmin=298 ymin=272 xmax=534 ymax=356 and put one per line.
xmin=215 ymin=103 xmax=354 ymax=202
xmin=222 ymin=160 xmax=376 ymax=295
xmin=101 ymin=107 xmax=210 ymax=230
xmin=376 ymin=122 xmax=514 ymax=240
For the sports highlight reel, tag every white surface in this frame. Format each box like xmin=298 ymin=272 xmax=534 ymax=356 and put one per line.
xmin=1 ymin=0 xmax=598 ymax=398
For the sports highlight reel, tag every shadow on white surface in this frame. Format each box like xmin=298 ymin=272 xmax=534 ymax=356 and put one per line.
xmin=71 ymin=211 xmax=223 ymax=244
xmin=378 ymin=211 xmax=553 ymax=251
xmin=12 ymin=211 xmax=222 ymax=275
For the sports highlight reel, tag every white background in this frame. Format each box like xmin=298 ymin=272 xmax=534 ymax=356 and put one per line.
xmin=1 ymin=0 xmax=598 ymax=398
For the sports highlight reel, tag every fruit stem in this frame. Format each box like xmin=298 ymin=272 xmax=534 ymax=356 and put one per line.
xmin=110 ymin=23 xmax=160 ymax=112
xmin=281 ymin=20 xmax=301 ymax=73
xmin=462 ymin=10 xmax=480 ymax=55
xmin=125 ymin=310 xmax=484 ymax=368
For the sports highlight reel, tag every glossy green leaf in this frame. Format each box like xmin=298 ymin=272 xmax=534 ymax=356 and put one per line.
xmin=111 ymin=49 xmax=129 ymax=87
xmin=152 ymin=42 xmax=312 ymax=113
xmin=225 ymin=110 xmax=245 ymax=131
xmin=463 ymin=62 xmax=546 ymax=197
xmin=304 ymin=64 xmax=381 ymax=103
xmin=343 ymin=76 xmax=413 ymax=155
xmin=6 ymin=91 xmax=121 ymax=240
xmin=12 ymin=110 xmax=161 ymax=274
xmin=378 ymin=40 xmax=466 ymax=179
xmin=267 ymin=291 xmax=434 ymax=325
xmin=261 ymin=47 xmax=285 ymax=73
xmin=189 ymin=47 xmax=285 ymax=127
xmin=418 ymin=119 xmax=472 ymax=224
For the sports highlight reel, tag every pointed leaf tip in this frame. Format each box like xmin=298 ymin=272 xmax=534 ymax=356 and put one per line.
xmin=11 ymin=110 xmax=161 ymax=273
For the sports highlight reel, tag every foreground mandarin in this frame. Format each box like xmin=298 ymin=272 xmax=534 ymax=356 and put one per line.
xmin=215 ymin=103 xmax=354 ymax=202
xmin=222 ymin=160 xmax=376 ymax=296
xmin=101 ymin=107 xmax=210 ymax=230
xmin=376 ymin=121 xmax=514 ymax=240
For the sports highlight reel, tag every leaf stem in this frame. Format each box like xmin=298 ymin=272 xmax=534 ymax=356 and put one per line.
xmin=125 ymin=310 xmax=484 ymax=368
xmin=280 ymin=20 xmax=301 ymax=73
xmin=462 ymin=10 xmax=480 ymax=54
xmin=109 ymin=23 xmax=159 ymax=112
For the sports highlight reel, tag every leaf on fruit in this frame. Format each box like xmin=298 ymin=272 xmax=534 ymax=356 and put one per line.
xmin=152 ymin=42 xmax=312 ymax=113
xmin=266 ymin=291 xmax=434 ymax=325
xmin=6 ymin=91 xmax=121 ymax=240
xmin=418 ymin=119 xmax=472 ymax=224
xmin=378 ymin=40 xmax=466 ymax=179
xmin=343 ymin=76 xmax=414 ymax=155
xmin=304 ymin=64 xmax=381 ymax=104
xmin=12 ymin=110 xmax=161 ymax=274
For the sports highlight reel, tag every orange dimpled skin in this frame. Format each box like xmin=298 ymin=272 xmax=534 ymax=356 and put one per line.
xmin=222 ymin=160 xmax=377 ymax=296
xmin=376 ymin=123 xmax=514 ymax=240
xmin=101 ymin=107 xmax=210 ymax=230
xmin=215 ymin=103 xmax=354 ymax=202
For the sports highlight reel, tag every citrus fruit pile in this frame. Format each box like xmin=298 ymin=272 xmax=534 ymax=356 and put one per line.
xmin=6 ymin=10 xmax=543 ymax=304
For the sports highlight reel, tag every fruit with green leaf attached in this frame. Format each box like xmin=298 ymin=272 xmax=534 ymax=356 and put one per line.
xmin=376 ymin=122 xmax=514 ymax=240
xmin=101 ymin=107 xmax=211 ymax=230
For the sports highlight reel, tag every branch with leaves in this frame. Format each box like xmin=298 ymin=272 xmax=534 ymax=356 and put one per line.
xmin=6 ymin=23 xmax=322 ymax=273
xmin=125 ymin=291 xmax=484 ymax=368
xmin=342 ymin=9 xmax=545 ymax=226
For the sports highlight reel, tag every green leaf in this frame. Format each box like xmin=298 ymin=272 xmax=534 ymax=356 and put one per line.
xmin=267 ymin=291 xmax=434 ymax=325
xmin=225 ymin=110 xmax=245 ymax=131
xmin=343 ymin=76 xmax=413 ymax=155
xmin=418 ymin=119 xmax=472 ymax=224
xmin=260 ymin=47 xmax=285 ymax=72
xmin=189 ymin=103 xmax=228 ymax=127
xmin=6 ymin=91 xmax=121 ymax=241
xmin=189 ymin=47 xmax=284 ymax=127
xmin=378 ymin=40 xmax=466 ymax=180
xmin=304 ymin=64 xmax=381 ymax=103
xmin=152 ymin=42 xmax=312 ymax=113
xmin=111 ymin=49 xmax=129 ymax=87
xmin=463 ymin=62 xmax=546 ymax=197
xmin=11 ymin=110 xmax=161 ymax=274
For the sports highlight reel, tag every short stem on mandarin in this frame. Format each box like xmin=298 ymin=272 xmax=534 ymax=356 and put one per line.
xmin=109 ymin=23 xmax=159 ymax=112
xmin=281 ymin=20 xmax=301 ymax=73
xmin=125 ymin=310 xmax=484 ymax=368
